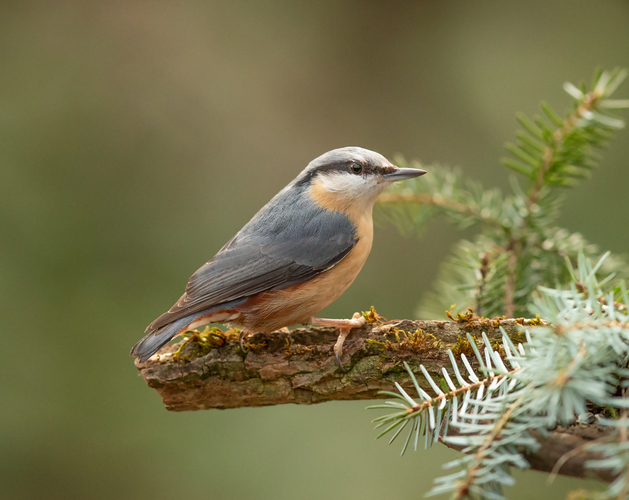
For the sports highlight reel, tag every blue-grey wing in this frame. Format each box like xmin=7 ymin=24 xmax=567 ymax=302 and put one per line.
xmin=147 ymin=188 xmax=357 ymax=331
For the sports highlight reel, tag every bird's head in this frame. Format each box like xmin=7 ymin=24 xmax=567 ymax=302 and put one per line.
xmin=295 ymin=147 xmax=426 ymax=214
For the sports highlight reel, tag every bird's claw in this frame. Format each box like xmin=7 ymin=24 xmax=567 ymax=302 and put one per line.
xmin=311 ymin=312 xmax=367 ymax=371
xmin=238 ymin=330 xmax=249 ymax=353
xmin=335 ymin=351 xmax=346 ymax=372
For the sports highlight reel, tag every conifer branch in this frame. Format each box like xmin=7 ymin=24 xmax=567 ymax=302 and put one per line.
xmin=527 ymin=90 xmax=600 ymax=207
xmin=405 ymin=369 xmax=521 ymax=418
xmin=377 ymin=192 xmax=503 ymax=228
xmin=455 ymin=397 xmax=524 ymax=500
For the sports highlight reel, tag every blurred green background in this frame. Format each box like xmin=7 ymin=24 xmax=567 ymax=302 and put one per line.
xmin=1 ymin=1 xmax=628 ymax=499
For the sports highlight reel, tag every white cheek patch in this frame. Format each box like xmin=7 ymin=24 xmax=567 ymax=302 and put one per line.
xmin=318 ymin=172 xmax=380 ymax=200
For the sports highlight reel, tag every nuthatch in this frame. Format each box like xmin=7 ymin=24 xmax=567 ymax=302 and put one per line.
xmin=131 ymin=147 xmax=426 ymax=368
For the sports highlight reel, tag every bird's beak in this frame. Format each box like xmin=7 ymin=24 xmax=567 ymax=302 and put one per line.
xmin=383 ymin=166 xmax=427 ymax=181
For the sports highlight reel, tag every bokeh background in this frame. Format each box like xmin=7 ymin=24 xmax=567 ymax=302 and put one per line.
xmin=1 ymin=1 xmax=628 ymax=499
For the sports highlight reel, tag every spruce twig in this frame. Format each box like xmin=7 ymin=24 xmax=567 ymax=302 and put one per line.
xmin=455 ymin=397 xmax=524 ymax=500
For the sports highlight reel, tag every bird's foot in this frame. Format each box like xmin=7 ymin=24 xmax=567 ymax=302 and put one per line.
xmin=311 ymin=312 xmax=367 ymax=371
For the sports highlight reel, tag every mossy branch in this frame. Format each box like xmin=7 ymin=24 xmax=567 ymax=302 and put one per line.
xmin=135 ymin=316 xmax=532 ymax=411
xmin=134 ymin=315 xmax=611 ymax=481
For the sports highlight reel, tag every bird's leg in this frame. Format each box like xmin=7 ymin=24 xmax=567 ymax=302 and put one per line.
xmin=310 ymin=312 xmax=366 ymax=370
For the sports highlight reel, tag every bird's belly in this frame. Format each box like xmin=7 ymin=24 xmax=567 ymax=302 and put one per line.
xmin=234 ymin=236 xmax=372 ymax=332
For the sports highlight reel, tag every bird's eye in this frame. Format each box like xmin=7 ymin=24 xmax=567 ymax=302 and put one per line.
xmin=350 ymin=162 xmax=363 ymax=174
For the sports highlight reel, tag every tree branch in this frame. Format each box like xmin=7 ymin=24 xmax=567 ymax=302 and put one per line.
xmin=135 ymin=318 xmax=526 ymax=411
xmin=134 ymin=317 xmax=612 ymax=483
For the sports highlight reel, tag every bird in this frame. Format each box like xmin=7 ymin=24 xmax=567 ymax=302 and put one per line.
xmin=131 ymin=146 xmax=426 ymax=368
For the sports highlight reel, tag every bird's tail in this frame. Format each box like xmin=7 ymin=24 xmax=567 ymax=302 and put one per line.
xmin=130 ymin=315 xmax=196 ymax=363
xmin=132 ymin=298 xmax=249 ymax=362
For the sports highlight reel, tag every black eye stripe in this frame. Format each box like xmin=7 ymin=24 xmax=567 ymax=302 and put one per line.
xmin=295 ymin=159 xmax=379 ymax=187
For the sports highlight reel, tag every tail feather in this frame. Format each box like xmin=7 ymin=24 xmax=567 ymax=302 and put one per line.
xmin=130 ymin=316 xmax=193 ymax=362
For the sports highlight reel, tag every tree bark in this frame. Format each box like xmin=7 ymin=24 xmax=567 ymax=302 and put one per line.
xmin=135 ymin=318 xmax=522 ymax=411
xmin=134 ymin=317 xmax=613 ymax=483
